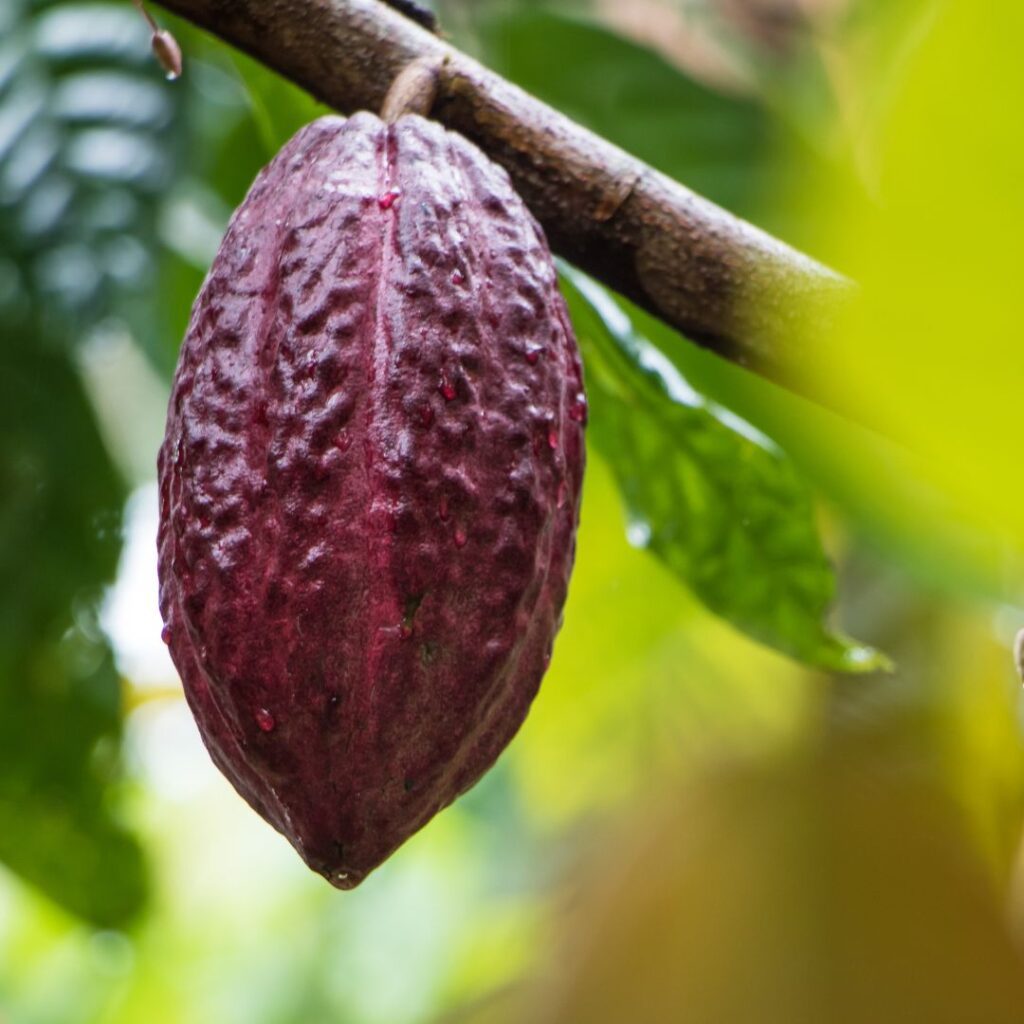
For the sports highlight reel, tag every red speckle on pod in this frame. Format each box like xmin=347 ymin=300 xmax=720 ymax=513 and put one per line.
xmin=547 ymin=429 xmax=559 ymax=451
xmin=525 ymin=347 xmax=542 ymax=365
xmin=438 ymin=496 xmax=450 ymax=521
xmin=420 ymin=406 xmax=434 ymax=428
xmin=256 ymin=708 xmax=276 ymax=732
xmin=451 ymin=270 xmax=465 ymax=285
xmin=569 ymin=397 xmax=588 ymax=423
xmin=161 ymin=625 xmax=172 ymax=645
xmin=378 ymin=190 xmax=401 ymax=210
xmin=454 ymin=527 xmax=468 ymax=548
xmin=440 ymin=373 xmax=457 ymax=402
xmin=333 ymin=431 xmax=351 ymax=452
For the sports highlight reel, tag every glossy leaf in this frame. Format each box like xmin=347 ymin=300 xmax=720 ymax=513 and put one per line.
xmin=560 ymin=266 xmax=886 ymax=673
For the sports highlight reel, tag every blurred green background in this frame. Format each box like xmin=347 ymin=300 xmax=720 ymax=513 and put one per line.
xmin=3 ymin=1 xmax=1024 ymax=1021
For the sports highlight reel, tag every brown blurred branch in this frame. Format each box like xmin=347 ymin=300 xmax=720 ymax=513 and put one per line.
xmin=156 ymin=0 xmax=850 ymax=398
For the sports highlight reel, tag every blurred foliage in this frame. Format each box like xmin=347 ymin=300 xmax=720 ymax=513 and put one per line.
xmin=0 ymin=0 xmax=179 ymax=361
xmin=2 ymin=2 xmax=1024 ymax=1024
xmin=0 ymin=344 xmax=144 ymax=927
xmin=0 ymin=0 xmax=180 ymax=925
xmin=532 ymin=742 xmax=1024 ymax=1024
xmin=798 ymin=0 xmax=1024 ymax=595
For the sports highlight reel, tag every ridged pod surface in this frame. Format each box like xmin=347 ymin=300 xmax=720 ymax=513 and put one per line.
xmin=157 ymin=113 xmax=586 ymax=887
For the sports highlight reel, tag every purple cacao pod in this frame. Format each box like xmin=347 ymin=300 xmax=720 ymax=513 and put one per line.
xmin=157 ymin=113 xmax=586 ymax=887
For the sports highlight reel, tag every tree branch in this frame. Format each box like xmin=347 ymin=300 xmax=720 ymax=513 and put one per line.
xmin=157 ymin=0 xmax=848 ymax=394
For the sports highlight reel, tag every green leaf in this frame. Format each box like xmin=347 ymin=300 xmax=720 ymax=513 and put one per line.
xmin=560 ymin=265 xmax=887 ymax=674
xmin=0 ymin=341 xmax=147 ymax=927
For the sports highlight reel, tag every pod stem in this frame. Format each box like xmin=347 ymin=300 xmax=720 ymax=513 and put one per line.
xmin=381 ymin=56 xmax=447 ymax=124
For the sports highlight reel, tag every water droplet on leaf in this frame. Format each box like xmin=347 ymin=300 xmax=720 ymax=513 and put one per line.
xmin=627 ymin=520 xmax=652 ymax=549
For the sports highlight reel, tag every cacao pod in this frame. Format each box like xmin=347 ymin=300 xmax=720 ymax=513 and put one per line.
xmin=157 ymin=113 xmax=586 ymax=887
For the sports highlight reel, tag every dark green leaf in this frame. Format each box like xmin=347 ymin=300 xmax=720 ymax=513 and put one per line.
xmin=0 ymin=0 xmax=161 ymax=926
xmin=0 ymin=341 xmax=146 ymax=927
xmin=560 ymin=265 xmax=887 ymax=673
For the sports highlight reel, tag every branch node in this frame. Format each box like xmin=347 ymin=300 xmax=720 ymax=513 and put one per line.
xmin=381 ymin=55 xmax=447 ymax=123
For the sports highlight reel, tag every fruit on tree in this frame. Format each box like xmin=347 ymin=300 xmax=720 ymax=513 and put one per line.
xmin=157 ymin=113 xmax=586 ymax=887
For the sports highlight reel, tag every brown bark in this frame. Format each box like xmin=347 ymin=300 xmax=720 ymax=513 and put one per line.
xmin=156 ymin=0 xmax=849 ymax=394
